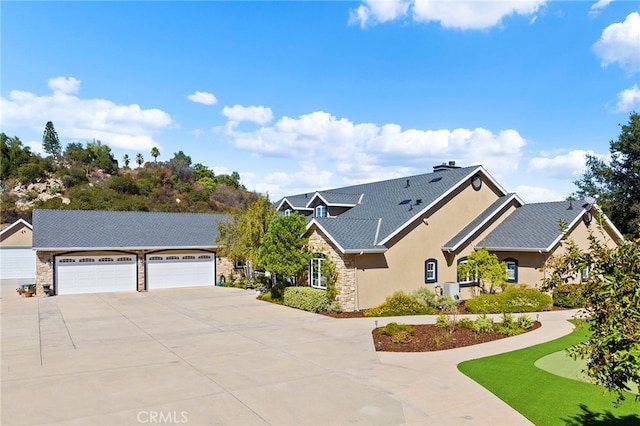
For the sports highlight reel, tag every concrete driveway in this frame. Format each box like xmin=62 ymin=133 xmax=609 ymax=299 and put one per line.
xmin=1 ymin=286 xmax=577 ymax=425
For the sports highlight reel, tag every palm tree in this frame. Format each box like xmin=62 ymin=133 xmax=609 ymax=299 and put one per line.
xmin=123 ymin=154 xmax=130 ymax=168
xmin=136 ymin=153 xmax=144 ymax=168
xmin=151 ymin=147 xmax=160 ymax=162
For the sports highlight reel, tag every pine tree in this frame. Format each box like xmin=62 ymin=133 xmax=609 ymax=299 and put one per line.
xmin=42 ymin=121 xmax=61 ymax=158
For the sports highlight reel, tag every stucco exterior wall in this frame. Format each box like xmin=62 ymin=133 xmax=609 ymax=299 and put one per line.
xmin=354 ymin=175 xmax=504 ymax=310
xmin=0 ymin=223 xmax=32 ymax=246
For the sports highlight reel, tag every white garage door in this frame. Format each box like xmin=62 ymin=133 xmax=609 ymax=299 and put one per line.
xmin=56 ymin=255 xmax=137 ymax=295
xmin=146 ymin=253 xmax=215 ymax=290
xmin=0 ymin=247 xmax=36 ymax=280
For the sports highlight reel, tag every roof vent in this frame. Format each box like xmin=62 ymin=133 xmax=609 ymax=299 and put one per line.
xmin=430 ymin=176 xmax=442 ymax=183
xmin=405 ymin=179 xmax=410 ymax=188
xmin=399 ymin=199 xmax=411 ymax=205
xmin=415 ymin=199 xmax=423 ymax=205
xmin=568 ymin=201 xmax=573 ymax=210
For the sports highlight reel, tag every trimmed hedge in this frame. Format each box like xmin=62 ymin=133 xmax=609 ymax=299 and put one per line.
xmin=283 ymin=287 xmax=330 ymax=313
xmin=465 ymin=287 xmax=552 ymax=314
xmin=365 ymin=292 xmax=435 ymax=317
xmin=552 ymin=284 xmax=587 ymax=308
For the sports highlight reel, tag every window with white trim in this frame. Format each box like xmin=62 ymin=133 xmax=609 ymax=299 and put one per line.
xmin=505 ymin=258 xmax=518 ymax=283
xmin=424 ymin=258 xmax=437 ymax=283
xmin=315 ymin=205 xmax=327 ymax=218
xmin=581 ymin=266 xmax=589 ymax=282
xmin=457 ymin=257 xmax=477 ymax=287
xmin=283 ymin=209 xmax=291 ymax=216
xmin=310 ymin=254 xmax=327 ymax=289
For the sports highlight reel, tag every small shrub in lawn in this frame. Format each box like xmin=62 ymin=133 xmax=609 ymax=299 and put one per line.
xmin=379 ymin=322 xmax=416 ymax=336
xmin=411 ymin=288 xmax=437 ymax=308
xmin=365 ymin=292 xmax=434 ymax=317
xmin=457 ymin=318 xmax=475 ymax=329
xmin=517 ymin=315 xmax=534 ymax=329
xmin=283 ymin=287 xmax=329 ymax=313
xmin=552 ymin=284 xmax=587 ymax=308
xmin=435 ymin=314 xmax=448 ymax=328
xmin=465 ymin=286 xmax=553 ymax=314
xmin=473 ymin=314 xmax=494 ymax=334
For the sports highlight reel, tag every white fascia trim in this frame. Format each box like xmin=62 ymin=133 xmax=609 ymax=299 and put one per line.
xmin=275 ymin=198 xmax=311 ymax=211
xmin=594 ymin=205 xmax=625 ymax=242
xmin=483 ymin=247 xmax=549 ymax=253
xmin=0 ymin=218 xmax=32 ymax=236
xmin=34 ymin=245 xmax=220 ymax=251
xmin=379 ymin=166 xmax=500 ymax=246
xmin=445 ymin=194 xmax=521 ymax=252
xmin=545 ymin=206 xmax=589 ymax=252
xmin=304 ymin=192 xmax=356 ymax=209
xmin=343 ymin=248 xmax=387 ymax=254
xmin=306 ymin=219 xmax=348 ymax=254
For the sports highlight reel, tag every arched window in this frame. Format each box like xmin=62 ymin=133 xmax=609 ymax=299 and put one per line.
xmin=504 ymin=258 xmax=518 ymax=283
xmin=424 ymin=258 xmax=437 ymax=283
xmin=315 ymin=205 xmax=327 ymax=218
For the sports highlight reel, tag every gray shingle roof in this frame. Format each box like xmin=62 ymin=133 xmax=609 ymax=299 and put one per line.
xmin=32 ymin=210 xmax=230 ymax=250
xmin=442 ymin=194 xmax=520 ymax=250
xmin=290 ymin=166 xmax=488 ymax=252
xmin=477 ymin=200 xmax=590 ymax=251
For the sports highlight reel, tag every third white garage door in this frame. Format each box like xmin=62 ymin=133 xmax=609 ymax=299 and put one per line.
xmin=146 ymin=253 xmax=215 ymax=290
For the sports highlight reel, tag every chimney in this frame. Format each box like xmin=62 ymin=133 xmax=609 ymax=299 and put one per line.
xmin=433 ymin=161 xmax=461 ymax=172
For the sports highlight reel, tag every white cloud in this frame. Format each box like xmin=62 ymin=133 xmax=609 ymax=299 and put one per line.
xmin=0 ymin=77 xmax=172 ymax=151
xmin=48 ymin=76 xmax=81 ymax=94
xmin=413 ymin=0 xmax=545 ymax=30
xmin=348 ymin=0 xmax=411 ymax=28
xmin=218 ymin=110 xmax=527 ymax=184
xmin=526 ymin=150 xmax=599 ymax=180
xmin=187 ymin=91 xmax=217 ymax=105
xmin=222 ymin=105 xmax=274 ymax=125
xmin=592 ymin=12 xmax=640 ymax=73
xmin=515 ymin=185 xmax=565 ymax=203
xmin=349 ymin=0 xmax=546 ymax=30
xmin=243 ymin=162 xmax=333 ymax=199
xmin=615 ymin=84 xmax=640 ymax=112
xmin=589 ymin=0 xmax=614 ymax=18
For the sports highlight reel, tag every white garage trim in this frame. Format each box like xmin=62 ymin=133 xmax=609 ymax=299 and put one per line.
xmin=55 ymin=254 xmax=137 ymax=295
xmin=146 ymin=252 xmax=215 ymax=290
xmin=0 ymin=247 xmax=36 ymax=281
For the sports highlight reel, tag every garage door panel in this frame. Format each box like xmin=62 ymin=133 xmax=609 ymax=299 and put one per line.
xmin=56 ymin=255 xmax=136 ymax=295
xmin=146 ymin=253 xmax=215 ymax=290
xmin=0 ymin=247 xmax=36 ymax=280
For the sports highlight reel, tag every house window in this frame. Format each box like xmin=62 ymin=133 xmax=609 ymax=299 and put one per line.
xmin=310 ymin=253 xmax=327 ymax=289
xmin=457 ymin=257 xmax=476 ymax=287
xmin=581 ymin=266 xmax=589 ymax=282
xmin=424 ymin=258 xmax=437 ymax=283
xmin=504 ymin=258 xmax=518 ymax=283
xmin=315 ymin=205 xmax=327 ymax=218
xmin=283 ymin=209 xmax=291 ymax=216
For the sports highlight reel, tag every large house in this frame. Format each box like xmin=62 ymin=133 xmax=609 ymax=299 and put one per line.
xmin=275 ymin=163 xmax=623 ymax=312
xmin=31 ymin=210 xmax=233 ymax=296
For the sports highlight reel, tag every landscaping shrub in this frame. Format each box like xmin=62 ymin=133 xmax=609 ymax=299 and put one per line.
xmin=326 ymin=300 xmax=342 ymax=313
xmin=411 ymin=288 xmax=437 ymax=307
xmin=517 ymin=315 xmax=534 ymax=329
xmin=552 ymin=284 xmax=587 ymax=308
xmin=457 ymin=318 xmax=475 ymax=329
xmin=283 ymin=287 xmax=330 ymax=313
xmin=364 ymin=292 xmax=434 ymax=317
xmin=391 ymin=331 xmax=414 ymax=344
xmin=379 ymin=322 xmax=416 ymax=336
xmin=497 ymin=313 xmax=523 ymax=336
xmin=473 ymin=314 xmax=494 ymax=334
xmin=465 ymin=286 xmax=552 ymax=314
xmin=435 ymin=314 xmax=448 ymax=328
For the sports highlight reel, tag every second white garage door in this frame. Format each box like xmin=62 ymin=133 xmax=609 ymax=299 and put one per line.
xmin=56 ymin=255 xmax=137 ymax=295
xmin=146 ymin=253 xmax=215 ymax=290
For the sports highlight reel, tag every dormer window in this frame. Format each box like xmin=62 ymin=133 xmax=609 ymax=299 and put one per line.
xmin=315 ymin=205 xmax=327 ymax=218
xmin=283 ymin=209 xmax=291 ymax=216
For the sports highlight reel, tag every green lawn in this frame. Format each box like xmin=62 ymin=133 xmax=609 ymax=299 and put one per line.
xmin=458 ymin=321 xmax=640 ymax=425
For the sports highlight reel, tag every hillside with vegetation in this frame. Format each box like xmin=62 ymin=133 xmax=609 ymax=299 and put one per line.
xmin=1 ymin=129 xmax=258 ymax=224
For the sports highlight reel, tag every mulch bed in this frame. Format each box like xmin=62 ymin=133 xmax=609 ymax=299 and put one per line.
xmin=372 ymin=321 xmax=541 ymax=352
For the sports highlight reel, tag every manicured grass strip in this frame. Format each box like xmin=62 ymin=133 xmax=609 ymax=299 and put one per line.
xmin=458 ymin=321 xmax=640 ymax=425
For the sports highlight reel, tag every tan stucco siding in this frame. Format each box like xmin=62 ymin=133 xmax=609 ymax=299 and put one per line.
xmin=354 ymin=176 xmax=505 ymax=310
xmin=0 ymin=224 xmax=32 ymax=246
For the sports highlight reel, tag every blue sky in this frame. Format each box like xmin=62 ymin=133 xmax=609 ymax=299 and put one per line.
xmin=2 ymin=1 xmax=639 ymax=202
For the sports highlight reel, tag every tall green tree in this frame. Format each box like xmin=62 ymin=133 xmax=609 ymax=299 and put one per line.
xmin=574 ymin=112 xmax=640 ymax=239
xmin=257 ymin=213 xmax=310 ymax=282
xmin=151 ymin=147 xmax=160 ymax=162
xmin=217 ymin=195 xmax=277 ymax=267
xmin=542 ymin=225 xmax=640 ymax=404
xmin=457 ymin=247 xmax=507 ymax=294
xmin=42 ymin=121 xmax=62 ymax=158
xmin=1 ymin=133 xmax=33 ymax=178
xmin=136 ymin=153 xmax=144 ymax=167
xmin=172 ymin=150 xmax=191 ymax=166
xmin=123 ymin=154 xmax=130 ymax=168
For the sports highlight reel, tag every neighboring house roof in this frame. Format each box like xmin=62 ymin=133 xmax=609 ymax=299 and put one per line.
xmin=289 ymin=165 xmax=505 ymax=253
xmin=0 ymin=218 xmax=32 ymax=236
xmin=442 ymin=193 xmax=523 ymax=252
xmin=32 ymin=209 xmax=229 ymax=251
xmin=477 ymin=199 xmax=594 ymax=252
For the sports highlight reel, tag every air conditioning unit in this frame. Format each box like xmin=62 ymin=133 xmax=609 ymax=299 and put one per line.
xmin=442 ymin=282 xmax=460 ymax=300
